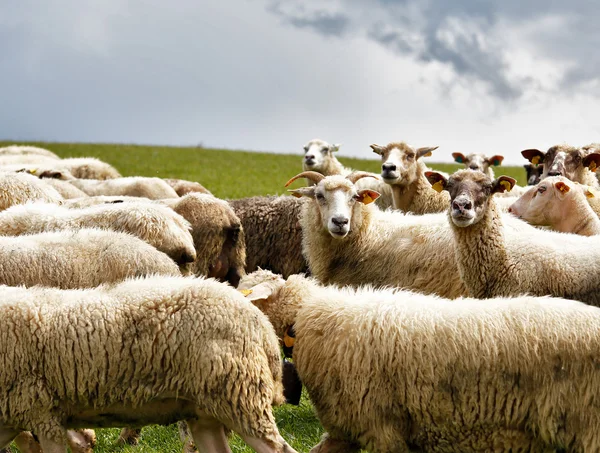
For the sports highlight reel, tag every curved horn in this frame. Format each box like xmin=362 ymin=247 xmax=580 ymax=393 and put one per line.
xmin=285 ymin=171 xmax=325 ymax=187
xmin=346 ymin=171 xmax=378 ymax=184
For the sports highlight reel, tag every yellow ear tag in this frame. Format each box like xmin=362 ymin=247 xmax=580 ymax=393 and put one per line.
xmin=30 ymin=168 xmax=37 ymax=175
xmin=431 ymin=181 xmax=444 ymax=193
xmin=239 ymin=289 xmax=253 ymax=296
xmin=531 ymin=156 xmax=541 ymax=166
xmin=499 ymin=180 xmax=512 ymax=192
xmin=362 ymin=193 xmax=373 ymax=204
xmin=424 ymin=152 xmax=432 ymax=157
xmin=586 ymin=189 xmax=595 ymax=199
xmin=283 ymin=333 xmax=295 ymax=348
xmin=589 ymin=161 xmax=597 ymax=172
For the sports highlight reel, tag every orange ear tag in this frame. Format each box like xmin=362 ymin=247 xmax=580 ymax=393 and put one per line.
xmin=283 ymin=329 xmax=295 ymax=348
xmin=499 ymin=180 xmax=512 ymax=192
xmin=557 ymin=184 xmax=569 ymax=193
xmin=432 ymin=181 xmax=444 ymax=193
xmin=362 ymin=194 xmax=373 ymax=204
xmin=589 ymin=161 xmax=598 ymax=172
xmin=531 ymin=156 xmax=541 ymax=166
xmin=239 ymin=289 xmax=253 ymax=296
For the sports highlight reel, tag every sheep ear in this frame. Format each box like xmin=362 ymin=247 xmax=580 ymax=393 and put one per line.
xmin=521 ymin=149 xmax=545 ymax=166
xmin=492 ymin=176 xmax=516 ymax=194
xmin=585 ymin=187 xmax=595 ymax=199
xmin=356 ymin=189 xmax=381 ymax=205
xmin=330 ymin=143 xmax=341 ymax=152
xmin=452 ymin=152 xmax=466 ymax=164
xmin=416 ymin=146 xmax=439 ymax=160
xmin=424 ymin=171 xmax=448 ymax=192
xmin=487 ymin=155 xmax=504 ymax=166
xmin=370 ymin=144 xmax=384 ymax=156
xmin=240 ymin=282 xmax=274 ymax=302
xmin=554 ymin=181 xmax=571 ymax=196
xmin=583 ymin=153 xmax=600 ymax=172
xmin=288 ymin=187 xmax=315 ymax=199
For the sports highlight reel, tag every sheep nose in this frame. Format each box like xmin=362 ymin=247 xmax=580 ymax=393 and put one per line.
xmin=508 ymin=207 xmax=513 ymax=213
xmin=382 ymin=163 xmax=396 ymax=172
xmin=469 ymin=164 xmax=479 ymax=170
xmin=547 ymin=170 xmax=561 ymax=177
xmin=331 ymin=217 xmax=349 ymax=227
xmin=452 ymin=199 xmax=472 ymax=211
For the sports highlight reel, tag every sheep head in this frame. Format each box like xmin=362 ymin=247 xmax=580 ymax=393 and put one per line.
xmin=522 ymin=144 xmax=586 ymax=181
xmin=372 ymin=142 xmax=439 ymax=187
xmin=452 ymin=152 xmax=504 ymax=173
xmin=426 ymin=170 xmax=515 ymax=228
xmin=285 ymin=172 xmax=381 ymax=239
xmin=524 ymin=163 xmax=544 ymax=186
xmin=302 ymin=139 xmax=341 ymax=174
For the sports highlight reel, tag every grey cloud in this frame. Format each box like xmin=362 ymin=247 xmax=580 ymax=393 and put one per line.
xmin=268 ymin=2 xmax=350 ymax=37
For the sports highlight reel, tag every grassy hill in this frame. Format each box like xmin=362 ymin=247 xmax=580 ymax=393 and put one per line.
xmin=0 ymin=141 xmax=528 ymax=452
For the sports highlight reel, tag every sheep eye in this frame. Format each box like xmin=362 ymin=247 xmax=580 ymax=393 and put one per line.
xmin=406 ymin=154 xmax=415 ymax=160
xmin=321 ymin=148 xmax=328 ymax=153
xmin=538 ymin=186 xmax=546 ymax=194
xmin=316 ymin=193 xmax=325 ymax=201
xmin=303 ymin=147 xmax=309 ymax=152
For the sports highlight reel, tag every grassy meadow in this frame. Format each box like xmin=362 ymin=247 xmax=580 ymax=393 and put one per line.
xmin=0 ymin=141 xmax=528 ymax=453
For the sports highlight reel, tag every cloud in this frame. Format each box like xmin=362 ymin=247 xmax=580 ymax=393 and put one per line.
xmin=268 ymin=2 xmax=350 ymax=37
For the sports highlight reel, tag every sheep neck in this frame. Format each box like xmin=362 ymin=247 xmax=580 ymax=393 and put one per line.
xmin=451 ymin=199 xmax=511 ymax=298
xmin=555 ymin=195 xmax=600 ymax=236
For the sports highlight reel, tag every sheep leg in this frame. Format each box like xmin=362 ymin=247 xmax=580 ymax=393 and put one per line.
xmin=117 ymin=427 xmax=142 ymax=445
xmin=36 ymin=437 xmax=66 ymax=453
xmin=12 ymin=432 xmax=42 ymax=453
xmin=309 ymin=433 xmax=360 ymax=453
xmin=177 ymin=421 xmax=198 ymax=453
xmin=0 ymin=427 xmax=18 ymax=450
xmin=66 ymin=429 xmax=96 ymax=453
xmin=240 ymin=434 xmax=299 ymax=453
xmin=186 ymin=418 xmax=231 ymax=453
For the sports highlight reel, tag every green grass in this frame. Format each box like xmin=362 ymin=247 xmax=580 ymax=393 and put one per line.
xmin=0 ymin=141 xmax=528 ymax=452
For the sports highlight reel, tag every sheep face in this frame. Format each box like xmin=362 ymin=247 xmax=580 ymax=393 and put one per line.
xmin=508 ymin=177 xmax=595 ymax=226
xmin=452 ymin=152 xmax=504 ymax=173
xmin=288 ymin=175 xmax=380 ymax=239
xmin=426 ymin=170 xmax=515 ymax=227
xmin=302 ymin=139 xmax=340 ymax=173
xmin=371 ymin=142 xmax=438 ymax=186
xmin=524 ymin=164 xmax=543 ymax=185
xmin=522 ymin=145 xmax=596 ymax=181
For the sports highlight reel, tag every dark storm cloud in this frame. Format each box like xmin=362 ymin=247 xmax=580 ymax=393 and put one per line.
xmin=268 ymin=2 xmax=350 ymax=37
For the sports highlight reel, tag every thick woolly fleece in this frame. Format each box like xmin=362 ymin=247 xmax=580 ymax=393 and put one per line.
xmin=0 ymin=202 xmax=196 ymax=264
xmin=0 ymin=172 xmax=63 ymax=211
xmin=229 ymin=196 xmax=307 ymax=278
xmin=0 ymin=145 xmax=60 ymax=159
xmin=452 ymin=196 xmax=600 ymax=305
xmin=164 ymin=178 xmax=212 ymax=196
xmin=242 ymin=271 xmax=600 ymax=453
xmin=0 ymin=229 xmax=179 ymax=288
xmin=59 ymin=157 xmax=121 ymax=180
xmin=70 ymin=177 xmax=179 ymax=199
xmin=0 ymin=277 xmax=285 ymax=450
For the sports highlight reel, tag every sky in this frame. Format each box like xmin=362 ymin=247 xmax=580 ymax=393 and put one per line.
xmin=1 ymin=0 xmax=599 ymax=164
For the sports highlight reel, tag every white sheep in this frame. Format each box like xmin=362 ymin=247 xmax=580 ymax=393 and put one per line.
xmin=240 ymin=269 xmax=600 ymax=453
xmin=426 ymin=169 xmax=600 ymax=305
xmin=0 ymin=145 xmax=60 ymax=159
xmin=0 ymin=229 xmax=179 ymax=289
xmin=370 ymin=141 xmax=449 ymax=213
xmin=509 ymin=176 xmax=600 ymax=235
xmin=0 ymin=172 xmax=63 ymax=211
xmin=59 ymin=157 xmax=121 ymax=180
xmin=69 ymin=176 xmax=179 ymax=199
xmin=0 ymin=276 xmax=297 ymax=453
xmin=301 ymin=138 xmax=394 ymax=209
xmin=522 ymin=144 xmax=600 ymax=188
xmin=164 ymin=178 xmax=212 ymax=196
xmin=0 ymin=202 xmax=196 ymax=265
xmin=63 ymin=195 xmax=142 ymax=208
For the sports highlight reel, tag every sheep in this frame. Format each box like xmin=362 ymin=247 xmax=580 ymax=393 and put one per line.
xmin=426 ymin=169 xmax=600 ymax=304
xmin=0 ymin=154 xmax=60 ymax=167
xmin=164 ymin=178 xmax=212 ymax=196
xmin=370 ymin=142 xmax=449 ymax=214
xmin=0 ymin=145 xmax=60 ymax=159
xmin=522 ymin=144 xmax=600 ymax=188
xmin=524 ymin=163 xmax=544 ymax=185
xmin=240 ymin=269 xmax=600 ymax=453
xmin=63 ymin=195 xmax=142 ymax=209
xmin=0 ymin=229 xmax=179 ymax=289
xmin=229 ymin=196 xmax=307 ymax=278
xmin=0 ymin=276 xmax=298 ymax=453
xmin=161 ymin=194 xmax=246 ymax=286
xmin=0 ymin=172 xmax=63 ymax=211
xmin=59 ymin=157 xmax=121 ymax=180
xmin=69 ymin=176 xmax=179 ymax=199
xmin=302 ymin=138 xmax=394 ymax=210
xmin=451 ymin=151 xmax=504 ymax=178
xmin=41 ymin=178 xmax=89 ymax=199
xmin=508 ymin=177 xmax=600 ymax=236
xmin=0 ymin=202 xmax=196 ymax=265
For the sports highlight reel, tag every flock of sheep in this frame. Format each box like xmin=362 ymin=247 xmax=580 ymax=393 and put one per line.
xmin=0 ymin=139 xmax=598 ymax=453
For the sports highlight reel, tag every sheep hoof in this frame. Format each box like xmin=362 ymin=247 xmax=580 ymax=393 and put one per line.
xmin=182 ymin=440 xmax=198 ymax=453
xmin=116 ymin=427 xmax=142 ymax=446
